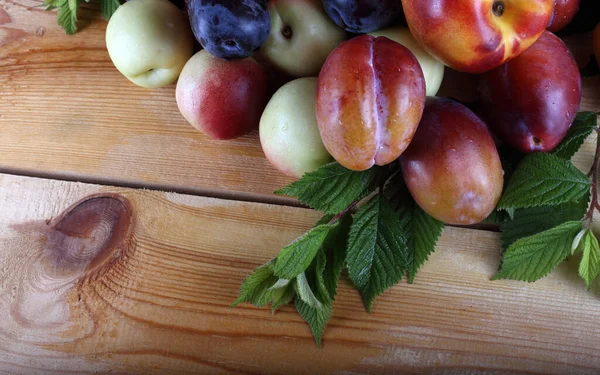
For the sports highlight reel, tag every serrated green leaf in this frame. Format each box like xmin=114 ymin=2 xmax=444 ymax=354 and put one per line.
xmin=553 ymin=112 xmax=598 ymax=160
xmin=295 ymin=226 xmax=348 ymax=348
xmin=347 ymin=194 xmax=408 ymax=312
xmin=44 ymin=0 xmax=61 ymax=9
xmin=56 ymin=0 xmax=79 ymax=35
xmin=275 ymin=162 xmax=381 ymax=214
xmin=483 ymin=210 xmax=508 ymax=224
xmin=273 ymin=222 xmax=339 ymax=280
xmin=231 ymin=260 xmax=278 ymax=308
xmin=579 ymin=231 xmax=600 ymax=290
xmin=501 ymin=193 xmax=589 ymax=251
xmin=313 ymin=248 xmax=333 ymax=305
xmin=498 ymin=153 xmax=591 ymax=210
xmin=269 ymin=278 xmax=292 ymax=290
xmin=315 ymin=214 xmax=335 ymax=227
xmin=384 ymin=173 xmax=443 ymax=283
xmin=100 ymin=0 xmax=120 ymax=21
xmin=271 ymin=284 xmax=296 ymax=313
xmin=296 ymin=298 xmax=332 ymax=348
xmin=323 ymin=215 xmax=351 ymax=298
xmin=296 ymin=272 xmax=323 ymax=309
xmin=493 ymin=221 xmax=582 ymax=282
xmin=409 ymin=206 xmax=444 ymax=283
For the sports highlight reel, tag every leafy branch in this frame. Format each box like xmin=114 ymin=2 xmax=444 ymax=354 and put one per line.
xmin=495 ymin=112 xmax=600 ymax=287
xmin=234 ymin=162 xmax=443 ymax=346
xmin=235 ymin=111 xmax=599 ymax=347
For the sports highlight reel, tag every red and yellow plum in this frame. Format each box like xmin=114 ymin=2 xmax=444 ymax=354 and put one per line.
xmin=400 ymin=98 xmax=504 ymax=225
xmin=316 ymin=35 xmax=426 ymax=171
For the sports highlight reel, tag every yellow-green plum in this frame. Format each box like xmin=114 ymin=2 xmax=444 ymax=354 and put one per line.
xmin=260 ymin=0 xmax=347 ymax=77
xmin=260 ymin=78 xmax=332 ymax=178
xmin=369 ymin=27 xmax=444 ymax=96
xmin=106 ymin=0 xmax=194 ymax=88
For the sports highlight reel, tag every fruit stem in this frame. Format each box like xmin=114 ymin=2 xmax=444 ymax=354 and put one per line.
xmin=330 ymin=202 xmax=358 ymax=224
xmin=584 ymin=128 xmax=600 ymax=226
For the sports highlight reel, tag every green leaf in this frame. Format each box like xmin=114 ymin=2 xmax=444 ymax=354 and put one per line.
xmin=552 ymin=112 xmax=598 ymax=160
xmin=44 ymin=0 xmax=61 ymax=9
xmin=501 ymin=193 xmax=589 ymax=251
xmin=100 ymin=0 xmax=120 ymax=21
xmin=271 ymin=284 xmax=296 ymax=313
xmin=346 ymin=194 xmax=408 ymax=312
xmin=579 ymin=231 xmax=600 ymax=290
xmin=56 ymin=0 xmax=79 ymax=35
xmin=314 ymin=214 xmax=335 ymax=227
xmin=275 ymin=162 xmax=381 ymax=214
xmin=231 ymin=260 xmax=279 ymax=308
xmin=273 ymin=222 xmax=340 ymax=280
xmin=232 ymin=260 xmax=296 ymax=312
xmin=295 ymin=225 xmax=348 ymax=348
xmin=498 ymin=153 xmax=591 ymax=210
xmin=296 ymin=298 xmax=332 ymax=348
xmin=408 ymin=206 xmax=444 ymax=283
xmin=322 ymin=215 xmax=351 ymax=299
xmin=295 ymin=272 xmax=323 ymax=309
xmin=493 ymin=221 xmax=583 ymax=282
xmin=384 ymin=173 xmax=443 ymax=283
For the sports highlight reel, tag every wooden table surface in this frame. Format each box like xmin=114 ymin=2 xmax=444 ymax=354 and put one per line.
xmin=1 ymin=2 xmax=600 ymax=374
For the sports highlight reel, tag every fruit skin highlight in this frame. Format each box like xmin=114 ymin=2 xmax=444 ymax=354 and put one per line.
xmin=316 ymin=35 xmax=426 ymax=172
xmin=400 ymin=97 xmax=504 ymax=226
xmin=479 ymin=31 xmax=582 ymax=153
xmin=176 ymin=50 xmax=269 ymax=140
xmin=401 ymin=0 xmax=554 ymax=73
xmin=260 ymin=78 xmax=332 ymax=179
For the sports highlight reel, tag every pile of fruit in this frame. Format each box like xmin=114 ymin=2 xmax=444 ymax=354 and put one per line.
xmin=100 ymin=0 xmax=600 ymax=345
xmin=105 ymin=0 xmax=591 ymax=225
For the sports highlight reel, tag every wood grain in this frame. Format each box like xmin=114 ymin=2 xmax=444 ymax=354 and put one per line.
xmin=1 ymin=173 xmax=600 ymax=374
xmin=1 ymin=2 xmax=599 ymax=202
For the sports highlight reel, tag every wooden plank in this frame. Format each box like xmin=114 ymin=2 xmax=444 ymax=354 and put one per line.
xmin=0 ymin=1 xmax=295 ymax=202
xmin=1 ymin=3 xmax=599 ymax=201
xmin=1 ymin=173 xmax=600 ymax=374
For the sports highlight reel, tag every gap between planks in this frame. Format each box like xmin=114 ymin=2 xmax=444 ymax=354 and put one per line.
xmin=0 ymin=167 xmax=502 ymax=233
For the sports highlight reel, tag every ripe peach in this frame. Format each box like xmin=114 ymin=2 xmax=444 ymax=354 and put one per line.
xmin=401 ymin=0 xmax=554 ymax=73
xmin=316 ymin=35 xmax=426 ymax=171
xmin=479 ymin=31 xmax=581 ymax=153
xmin=400 ymin=98 xmax=504 ymax=225
xmin=176 ymin=50 xmax=269 ymax=140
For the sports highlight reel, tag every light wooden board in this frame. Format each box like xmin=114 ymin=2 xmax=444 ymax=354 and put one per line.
xmin=1 ymin=2 xmax=598 ymax=202
xmin=1 ymin=173 xmax=600 ymax=374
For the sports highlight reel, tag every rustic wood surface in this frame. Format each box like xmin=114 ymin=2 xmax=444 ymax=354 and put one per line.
xmin=1 ymin=173 xmax=600 ymax=375
xmin=0 ymin=1 xmax=598 ymax=202
xmin=2 ymin=1 xmax=600 ymax=374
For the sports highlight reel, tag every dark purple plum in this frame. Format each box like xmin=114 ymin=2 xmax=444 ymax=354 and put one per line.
xmin=321 ymin=0 xmax=403 ymax=33
xmin=187 ymin=0 xmax=270 ymax=60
